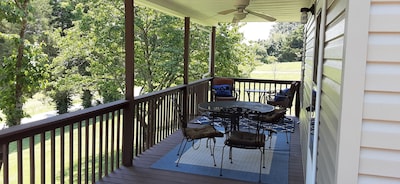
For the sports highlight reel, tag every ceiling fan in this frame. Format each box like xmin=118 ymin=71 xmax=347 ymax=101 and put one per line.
xmin=218 ymin=0 xmax=276 ymax=23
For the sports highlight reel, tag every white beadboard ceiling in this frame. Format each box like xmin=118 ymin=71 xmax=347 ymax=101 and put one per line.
xmin=136 ymin=0 xmax=313 ymax=26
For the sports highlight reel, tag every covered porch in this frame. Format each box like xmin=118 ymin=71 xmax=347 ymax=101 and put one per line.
xmin=98 ymin=115 xmax=303 ymax=184
xmin=0 ymin=78 xmax=303 ymax=183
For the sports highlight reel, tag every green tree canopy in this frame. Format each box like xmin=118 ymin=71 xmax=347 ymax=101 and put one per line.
xmin=251 ymin=22 xmax=304 ymax=64
xmin=0 ymin=0 xmax=50 ymax=126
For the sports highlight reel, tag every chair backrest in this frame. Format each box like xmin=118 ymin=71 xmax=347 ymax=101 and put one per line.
xmin=172 ymin=98 xmax=185 ymax=129
xmin=273 ymin=81 xmax=299 ymax=109
xmin=285 ymin=81 xmax=299 ymax=108
xmin=212 ymin=77 xmax=234 ymax=86
xmin=212 ymin=77 xmax=236 ymax=100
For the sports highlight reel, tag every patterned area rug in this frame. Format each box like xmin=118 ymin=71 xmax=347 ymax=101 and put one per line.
xmin=151 ymin=118 xmax=291 ymax=184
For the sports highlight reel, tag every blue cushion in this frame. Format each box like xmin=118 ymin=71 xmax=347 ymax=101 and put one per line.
xmin=213 ymin=84 xmax=232 ymax=97
xmin=280 ymin=88 xmax=290 ymax=95
xmin=274 ymin=94 xmax=287 ymax=101
xmin=274 ymin=88 xmax=289 ymax=101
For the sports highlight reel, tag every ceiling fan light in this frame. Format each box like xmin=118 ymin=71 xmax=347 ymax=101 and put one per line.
xmin=234 ymin=12 xmax=246 ymax=20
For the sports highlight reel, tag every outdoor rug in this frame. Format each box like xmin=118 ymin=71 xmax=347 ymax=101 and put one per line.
xmin=151 ymin=118 xmax=290 ymax=184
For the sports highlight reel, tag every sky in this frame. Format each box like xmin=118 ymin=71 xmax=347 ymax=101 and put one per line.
xmin=239 ymin=22 xmax=276 ymax=41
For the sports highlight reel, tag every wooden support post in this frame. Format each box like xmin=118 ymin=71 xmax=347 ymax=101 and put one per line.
xmin=122 ymin=0 xmax=134 ymax=167
xmin=183 ymin=17 xmax=190 ymax=127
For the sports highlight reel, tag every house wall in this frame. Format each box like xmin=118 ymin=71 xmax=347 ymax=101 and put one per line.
xmin=300 ymin=0 xmax=347 ymax=183
xmin=358 ymin=0 xmax=400 ymax=182
xmin=316 ymin=0 xmax=346 ymax=183
xmin=299 ymin=14 xmax=316 ymax=178
xmin=299 ymin=18 xmax=315 ymax=182
xmin=303 ymin=0 xmax=400 ymax=183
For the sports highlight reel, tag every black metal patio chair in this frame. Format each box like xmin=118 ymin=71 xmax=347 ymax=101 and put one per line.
xmin=173 ymin=98 xmax=224 ymax=167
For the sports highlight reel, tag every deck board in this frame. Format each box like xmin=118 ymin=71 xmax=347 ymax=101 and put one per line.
xmin=98 ymin=117 xmax=304 ymax=184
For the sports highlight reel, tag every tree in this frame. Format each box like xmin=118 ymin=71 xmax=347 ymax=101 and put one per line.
xmin=48 ymin=0 xmax=125 ymax=108
xmin=134 ymin=7 xmax=255 ymax=94
xmin=263 ymin=22 xmax=304 ymax=62
xmin=0 ymin=0 xmax=50 ymax=126
xmin=134 ymin=6 xmax=184 ymax=93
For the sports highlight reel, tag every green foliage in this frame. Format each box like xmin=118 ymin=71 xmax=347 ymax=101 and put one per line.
xmin=0 ymin=0 xmax=52 ymax=126
xmin=252 ymin=22 xmax=304 ymax=63
xmin=0 ymin=39 xmax=50 ymax=126
xmin=52 ymin=90 xmax=72 ymax=114
xmin=81 ymin=90 xmax=92 ymax=108
xmin=134 ymin=6 xmax=184 ymax=92
xmin=49 ymin=0 xmax=76 ymax=35
xmin=47 ymin=0 xmax=125 ymax=106
xmin=0 ymin=0 xmax=260 ymax=125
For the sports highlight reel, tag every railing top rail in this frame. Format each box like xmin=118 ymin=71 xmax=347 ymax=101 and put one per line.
xmin=0 ymin=99 xmax=129 ymax=144
xmin=231 ymin=78 xmax=300 ymax=84
xmin=134 ymin=78 xmax=212 ymax=103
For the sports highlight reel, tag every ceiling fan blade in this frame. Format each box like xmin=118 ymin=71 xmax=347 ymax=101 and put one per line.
xmin=218 ymin=9 xmax=236 ymax=15
xmin=246 ymin=9 xmax=276 ymax=21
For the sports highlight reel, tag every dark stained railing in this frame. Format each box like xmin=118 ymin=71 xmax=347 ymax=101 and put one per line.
xmin=131 ymin=78 xmax=210 ymax=156
xmin=0 ymin=77 xmax=300 ymax=183
xmin=0 ymin=100 xmax=128 ymax=184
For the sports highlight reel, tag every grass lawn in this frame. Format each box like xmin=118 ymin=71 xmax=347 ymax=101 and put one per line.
xmin=249 ymin=61 xmax=301 ymax=81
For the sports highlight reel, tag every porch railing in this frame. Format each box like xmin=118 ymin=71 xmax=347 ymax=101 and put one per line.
xmin=0 ymin=77 xmax=299 ymax=183
xmin=132 ymin=78 xmax=210 ymax=156
xmin=0 ymin=100 xmax=128 ymax=184
xmin=233 ymin=78 xmax=300 ymax=116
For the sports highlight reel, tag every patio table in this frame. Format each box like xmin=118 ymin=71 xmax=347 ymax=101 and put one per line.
xmin=198 ymin=101 xmax=274 ymax=114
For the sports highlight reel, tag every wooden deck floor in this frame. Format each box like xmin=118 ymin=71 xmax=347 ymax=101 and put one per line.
xmin=98 ymin=118 xmax=304 ymax=184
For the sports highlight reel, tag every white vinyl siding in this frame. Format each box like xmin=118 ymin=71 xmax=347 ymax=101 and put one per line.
xmin=315 ymin=0 xmax=346 ymax=183
xmin=299 ymin=10 xmax=316 ymax=177
xmin=359 ymin=1 xmax=400 ymax=182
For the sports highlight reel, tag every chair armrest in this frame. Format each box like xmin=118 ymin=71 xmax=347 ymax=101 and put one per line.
xmin=233 ymin=89 xmax=240 ymax=99
xmin=267 ymin=97 xmax=290 ymax=107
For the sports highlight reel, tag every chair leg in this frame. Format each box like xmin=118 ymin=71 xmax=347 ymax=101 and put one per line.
xmin=259 ymin=148 xmax=263 ymax=183
xmin=265 ymin=129 xmax=275 ymax=149
xmin=285 ymin=131 xmax=289 ymax=144
xmin=262 ymin=146 xmax=266 ymax=169
xmin=229 ymin=147 xmax=233 ymax=163
xmin=219 ymin=145 xmax=226 ymax=176
xmin=209 ymin=138 xmax=217 ymax=166
xmin=176 ymin=140 xmax=188 ymax=167
xmin=176 ymin=138 xmax=185 ymax=156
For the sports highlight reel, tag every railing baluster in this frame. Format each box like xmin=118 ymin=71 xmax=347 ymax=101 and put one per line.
xmin=91 ymin=117 xmax=96 ymax=183
xmin=60 ymin=126 xmax=65 ymax=184
xmin=40 ymin=132 xmax=45 ymax=184
xmin=69 ymin=124 xmax=73 ymax=184
xmin=111 ymin=111 xmax=115 ymax=171
xmin=51 ymin=130 xmax=55 ymax=184
xmin=29 ymin=136 xmax=35 ymax=184
xmin=98 ymin=115 xmax=103 ymax=179
xmin=116 ymin=110 xmax=121 ymax=168
xmin=17 ymin=140 xmax=22 ymax=184
xmin=3 ymin=143 xmax=9 ymax=184
xmin=105 ymin=112 xmax=109 ymax=176
xmin=85 ymin=119 xmax=89 ymax=184
xmin=78 ymin=121 xmax=82 ymax=184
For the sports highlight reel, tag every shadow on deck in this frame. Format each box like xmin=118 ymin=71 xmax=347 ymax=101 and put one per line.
xmin=97 ymin=117 xmax=304 ymax=184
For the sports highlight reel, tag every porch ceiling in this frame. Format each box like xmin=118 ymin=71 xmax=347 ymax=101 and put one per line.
xmin=136 ymin=0 xmax=313 ymax=26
